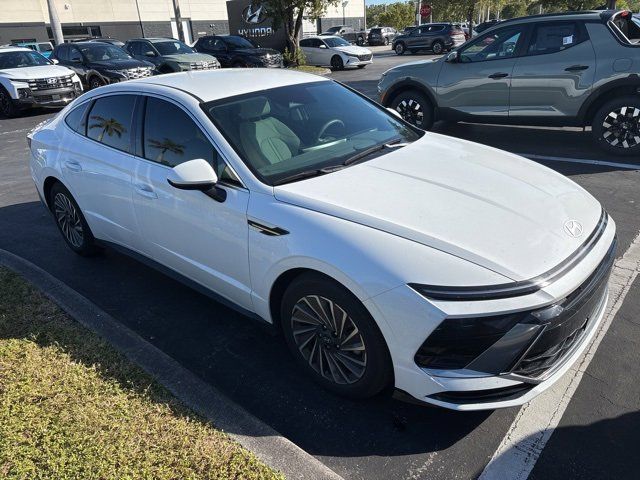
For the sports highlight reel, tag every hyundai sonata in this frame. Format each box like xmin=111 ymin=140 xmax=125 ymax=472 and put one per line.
xmin=28 ymin=70 xmax=616 ymax=410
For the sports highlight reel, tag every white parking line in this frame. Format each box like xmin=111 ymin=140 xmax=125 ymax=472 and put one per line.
xmin=479 ymin=231 xmax=640 ymax=480
xmin=0 ymin=127 xmax=32 ymax=136
xmin=520 ymin=153 xmax=640 ymax=171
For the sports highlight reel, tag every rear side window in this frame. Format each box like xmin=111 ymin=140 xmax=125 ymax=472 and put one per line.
xmin=87 ymin=95 xmax=136 ymax=153
xmin=528 ymin=22 xmax=583 ymax=55
xmin=55 ymin=44 xmax=69 ymax=61
xmin=64 ymin=101 xmax=90 ymax=134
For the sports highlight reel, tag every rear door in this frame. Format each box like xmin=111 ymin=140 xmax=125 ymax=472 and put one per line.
xmin=509 ymin=21 xmax=596 ymax=119
xmin=437 ymin=24 xmax=528 ymax=117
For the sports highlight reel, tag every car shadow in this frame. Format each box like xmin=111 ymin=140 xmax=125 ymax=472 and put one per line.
xmin=0 ymin=200 xmax=500 ymax=463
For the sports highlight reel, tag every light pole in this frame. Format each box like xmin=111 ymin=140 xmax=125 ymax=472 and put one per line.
xmin=171 ymin=0 xmax=184 ymax=42
xmin=342 ymin=1 xmax=349 ymax=26
xmin=134 ymin=0 xmax=145 ymax=36
xmin=46 ymin=0 xmax=64 ymax=45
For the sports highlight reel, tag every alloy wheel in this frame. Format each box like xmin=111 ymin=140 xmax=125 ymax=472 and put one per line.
xmin=396 ymin=98 xmax=424 ymax=127
xmin=291 ymin=295 xmax=367 ymax=385
xmin=432 ymin=42 xmax=443 ymax=54
xmin=89 ymin=77 xmax=104 ymax=89
xmin=601 ymin=106 xmax=640 ymax=149
xmin=53 ymin=192 xmax=84 ymax=248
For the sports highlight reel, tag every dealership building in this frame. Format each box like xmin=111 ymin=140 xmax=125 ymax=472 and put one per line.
xmin=1 ymin=0 xmax=366 ymax=47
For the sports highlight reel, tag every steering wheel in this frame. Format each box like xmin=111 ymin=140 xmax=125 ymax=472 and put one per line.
xmin=317 ymin=119 xmax=346 ymax=142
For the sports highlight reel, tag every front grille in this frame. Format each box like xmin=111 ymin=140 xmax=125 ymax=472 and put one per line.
xmin=189 ymin=61 xmax=218 ymax=70
xmin=28 ymin=74 xmax=74 ymax=91
xmin=511 ymin=240 xmax=615 ymax=378
xmin=357 ymin=53 xmax=372 ymax=61
xmin=262 ymin=55 xmax=282 ymax=67
xmin=123 ymin=67 xmax=152 ymax=79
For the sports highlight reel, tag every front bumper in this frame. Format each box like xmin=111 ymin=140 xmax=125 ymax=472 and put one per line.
xmin=344 ymin=55 xmax=373 ymax=67
xmin=14 ymin=87 xmax=78 ymax=108
xmin=365 ymin=215 xmax=617 ymax=411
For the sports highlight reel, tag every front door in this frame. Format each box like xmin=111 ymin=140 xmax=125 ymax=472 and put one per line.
xmin=131 ymin=96 xmax=253 ymax=310
xmin=437 ymin=25 xmax=527 ymax=118
xmin=509 ymin=21 xmax=596 ymax=119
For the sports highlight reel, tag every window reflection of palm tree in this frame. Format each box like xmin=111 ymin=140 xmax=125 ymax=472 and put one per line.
xmin=147 ymin=138 xmax=185 ymax=166
xmin=89 ymin=116 xmax=126 ymax=142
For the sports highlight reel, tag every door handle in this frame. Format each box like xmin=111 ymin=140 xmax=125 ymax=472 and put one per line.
xmin=64 ymin=160 xmax=82 ymax=172
xmin=565 ymin=65 xmax=589 ymax=72
xmin=134 ymin=183 xmax=157 ymax=199
xmin=488 ymin=72 xmax=509 ymax=79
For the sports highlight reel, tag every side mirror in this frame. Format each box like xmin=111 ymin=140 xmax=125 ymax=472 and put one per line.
xmin=445 ymin=50 xmax=460 ymax=63
xmin=387 ymin=107 xmax=402 ymax=119
xmin=50 ymin=58 xmax=59 ymax=65
xmin=167 ymin=158 xmax=226 ymax=202
xmin=319 ymin=44 xmax=327 ymax=49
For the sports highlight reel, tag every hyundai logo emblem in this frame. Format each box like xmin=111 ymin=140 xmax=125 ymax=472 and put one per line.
xmin=242 ymin=1 xmax=267 ymax=24
xmin=46 ymin=77 xmax=58 ymax=85
xmin=563 ymin=220 xmax=583 ymax=238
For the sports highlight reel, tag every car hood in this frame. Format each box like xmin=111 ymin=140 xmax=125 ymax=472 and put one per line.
xmin=274 ymin=134 xmax=602 ymax=281
xmin=0 ymin=65 xmax=75 ymax=79
xmin=162 ymin=53 xmax=216 ymax=63
xmin=89 ymin=58 xmax=153 ymax=69
xmin=333 ymin=45 xmax=371 ymax=55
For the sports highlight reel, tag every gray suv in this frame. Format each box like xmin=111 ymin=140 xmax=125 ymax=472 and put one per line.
xmin=392 ymin=23 xmax=466 ymax=55
xmin=379 ymin=10 xmax=640 ymax=156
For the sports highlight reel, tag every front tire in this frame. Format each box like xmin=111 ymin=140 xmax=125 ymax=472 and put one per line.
xmin=0 ymin=87 xmax=18 ymax=118
xmin=592 ymin=97 xmax=640 ymax=157
xmin=356 ymin=36 xmax=365 ymax=46
xmin=88 ymin=76 xmax=105 ymax=90
xmin=395 ymin=42 xmax=406 ymax=55
xmin=389 ymin=89 xmax=434 ymax=130
xmin=431 ymin=40 xmax=444 ymax=55
xmin=330 ymin=55 xmax=344 ymax=71
xmin=281 ymin=273 xmax=393 ymax=399
xmin=49 ymin=183 xmax=99 ymax=256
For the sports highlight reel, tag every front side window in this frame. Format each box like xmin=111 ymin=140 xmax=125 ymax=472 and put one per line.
xmin=87 ymin=95 xmax=136 ymax=153
xmin=0 ymin=51 xmax=50 ymax=69
xmin=528 ymin=23 xmax=582 ymax=55
xmin=204 ymin=81 xmax=421 ymax=185
xmin=459 ymin=27 xmax=524 ymax=62
xmin=154 ymin=41 xmax=194 ymax=55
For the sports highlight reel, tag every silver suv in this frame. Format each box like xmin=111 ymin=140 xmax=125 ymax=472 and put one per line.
xmin=379 ymin=10 xmax=640 ymax=156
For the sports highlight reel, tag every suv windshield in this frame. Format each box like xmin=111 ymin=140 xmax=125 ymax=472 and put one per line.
xmin=204 ymin=81 xmax=421 ymax=185
xmin=154 ymin=40 xmax=195 ymax=55
xmin=224 ymin=36 xmax=256 ymax=49
xmin=0 ymin=51 xmax=50 ymax=69
xmin=79 ymin=44 xmax=132 ymax=61
xmin=324 ymin=37 xmax=350 ymax=47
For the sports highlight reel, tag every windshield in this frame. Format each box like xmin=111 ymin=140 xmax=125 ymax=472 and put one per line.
xmin=324 ymin=37 xmax=350 ymax=47
xmin=80 ymin=44 xmax=132 ymax=61
xmin=0 ymin=51 xmax=50 ymax=69
xmin=204 ymin=81 xmax=421 ymax=185
xmin=154 ymin=40 xmax=194 ymax=55
xmin=224 ymin=36 xmax=256 ymax=49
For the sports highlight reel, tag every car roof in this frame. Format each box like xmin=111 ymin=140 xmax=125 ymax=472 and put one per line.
xmin=132 ymin=69 xmax=328 ymax=102
xmin=130 ymin=37 xmax=180 ymax=43
xmin=499 ymin=9 xmax=616 ymax=26
xmin=0 ymin=46 xmax=35 ymax=53
xmin=307 ymin=35 xmax=340 ymax=40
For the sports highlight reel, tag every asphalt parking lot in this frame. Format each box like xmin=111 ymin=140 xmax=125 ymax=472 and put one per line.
xmin=0 ymin=49 xmax=639 ymax=479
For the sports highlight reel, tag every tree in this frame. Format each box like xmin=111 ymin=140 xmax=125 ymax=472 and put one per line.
xmin=263 ymin=0 xmax=338 ymax=66
xmin=366 ymin=4 xmax=387 ymax=27
xmin=88 ymin=116 xmax=125 ymax=142
xmin=379 ymin=2 xmax=416 ymax=30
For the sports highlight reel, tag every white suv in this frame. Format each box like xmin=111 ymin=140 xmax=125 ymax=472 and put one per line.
xmin=0 ymin=46 xmax=82 ymax=117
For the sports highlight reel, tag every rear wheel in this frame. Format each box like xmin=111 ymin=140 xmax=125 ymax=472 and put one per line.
xmin=330 ymin=55 xmax=344 ymax=71
xmin=592 ymin=96 xmax=640 ymax=157
xmin=394 ymin=42 xmax=406 ymax=55
xmin=49 ymin=183 xmax=99 ymax=256
xmin=281 ymin=273 xmax=393 ymax=399
xmin=0 ymin=87 xmax=17 ymax=118
xmin=356 ymin=36 xmax=365 ymax=46
xmin=431 ymin=40 xmax=444 ymax=55
xmin=390 ymin=89 xmax=434 ymax=130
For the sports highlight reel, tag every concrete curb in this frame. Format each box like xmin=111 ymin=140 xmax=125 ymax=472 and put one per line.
xmin=0 ymin=248 xmax=344 ymax=480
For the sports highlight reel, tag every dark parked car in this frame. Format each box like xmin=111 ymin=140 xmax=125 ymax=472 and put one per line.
xmin=392 ymin=23 xmax=466 ymax=55
xmin=320 ymin=26 xmax=367 ymax=46
xmin=125 ymin=38 xmax=220 ymax=74
xmin=51 ymin=41 xmax=154 ymax=89
xmin=193 ymin=35 xmax=282 ymax=68
xmin=367 ymin=27 xmax=397 ymax=46
xmin=475 ymin=19 xmax=502 ymax=34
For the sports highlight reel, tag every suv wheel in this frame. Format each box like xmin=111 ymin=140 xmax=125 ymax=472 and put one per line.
xmin=89 ymin=76 xmax=105 ymax=90
xmin=49 ymin=182 xmax=100 ymax=256
xmin=281 ymin=273 xmax=393 ymax=399
xmin=592 ymin=97 xmax=640 ymax=157
xmin=395 ymin=43 xmax=406 ymax=55
xmin=431 ymin=40 xmax=444 ymax=55
xmin=390 ymin=89 xmax=434 ymax=130
xmin=356 ymin=36 xmax=365 ymax=46
xmin=0 ymin=87 xmax=17 ymax=118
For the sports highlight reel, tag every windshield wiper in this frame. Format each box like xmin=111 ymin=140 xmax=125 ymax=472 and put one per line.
xmin=273 ymin=165 xmax=344 ymax=186
xmin=342 ymin=138 xmax=406 ymax=166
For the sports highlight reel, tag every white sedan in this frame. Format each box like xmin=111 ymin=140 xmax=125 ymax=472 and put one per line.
xmin=28 ymin=70 xmax=616 ymax=410
xmin=300 ymin=36 xmax=372 ymax=70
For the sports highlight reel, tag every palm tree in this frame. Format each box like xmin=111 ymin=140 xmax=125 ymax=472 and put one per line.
xmin=88 ymin=116 xmax=126 ymax=142
xmin=147 ymin=137 xmax=185 ymax=165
